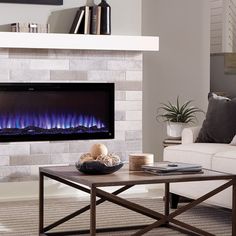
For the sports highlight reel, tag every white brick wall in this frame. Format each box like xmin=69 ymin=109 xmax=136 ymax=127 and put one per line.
xmin=0 ymin=49 xmax=9 ymax=58
xmin=30 ymin=59 xmax=69 ymax=70
xmin=70 ymin=59 xmax=107 ymax=71
xmin=0 ymin=156 xmax=9 ymax=166
xmin=0 ymin=49 xmax=143 ymax=182
xmin=126 ymin=111 xmax=142 ymax=121
xmin=10 ymin=70 xmax=50 ymax=81
xmin=0 ymin=69 xmax=9 ymax=81
xmin=126 ymin=71 xmax=142 ymax=81
xmin=87 ymin=71 xmax=126 ymax=81
xmin=115 ymin=101 xmax=142 ymax=111
xmin=126 ymin=91 xmax=142 ymax=101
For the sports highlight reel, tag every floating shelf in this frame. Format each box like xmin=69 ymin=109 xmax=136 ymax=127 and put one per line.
xmin=0 ymin=32 xmax=159 ymax=52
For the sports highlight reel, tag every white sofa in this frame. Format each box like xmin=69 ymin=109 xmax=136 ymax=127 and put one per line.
xmin=163 ymin=126 xmax=236 ymax=209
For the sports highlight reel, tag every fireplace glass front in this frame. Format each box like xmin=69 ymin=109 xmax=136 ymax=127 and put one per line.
xmin=0 ymin=83 xmax=114 ymax=142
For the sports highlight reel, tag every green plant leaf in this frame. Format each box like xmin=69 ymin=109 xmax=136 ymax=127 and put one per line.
xmin=179 ymin=100 xmax=193 ymax=114
xmin=156 ymin=97 xmax=204 ymax=123
xmin=176 ymin=96 xmax=180 ymax=112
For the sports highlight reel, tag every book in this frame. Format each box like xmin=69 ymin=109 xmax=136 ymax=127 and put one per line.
xmin=142 ymin=162 xmax=202 ymax=173
xmin=84 ymin=6 xmax=91 ymax=34
xmin=163 ymin=139 xmax=182 ymax=144
xmin=74 ymin=9 xmax=85 ymax=34
xmin=91 ymin=5 xmax=101 ymax=34
xmin=69 ymin=8 xmax=85 ymax=34
xmin=96 ymin=6 xmax=101 ymax=35
xmin=78 ymin=8 xmax=85 ymax=34
xmin=70 ymin=5 xmax=101 ymax=35
xmin=91 ymin=5 xmax=98 ymax=34
xmin=144 ymin=169 xmax=204 ymax=176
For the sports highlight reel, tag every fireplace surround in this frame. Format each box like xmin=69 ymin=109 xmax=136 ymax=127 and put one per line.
xmin=0 ymin=82 xmax=114 ymax=142
xmin=0 ymin=48 xmax=142 ymax=182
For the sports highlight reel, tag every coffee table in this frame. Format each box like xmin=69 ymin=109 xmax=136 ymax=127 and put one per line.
xmin=39 ymin=165 xmax=236 ymax=236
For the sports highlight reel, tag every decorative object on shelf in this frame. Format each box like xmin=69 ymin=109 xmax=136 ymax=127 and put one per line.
xmin=79 ymin=153 xmax=95 ymax=163
xmin=129 ymin=153 xmax=154 ymax=171
xmin=11 ymin=22 xmax=50 ymax=33
xmin=0 ymin=0 xmax=63 ymax=5
xmin=157 ymin=97 xmax=204 ymax=139
xmin=98 ymin=0 xmax=111 ymax=35
xmin=75 ymin=143 xmax=123 ymax=174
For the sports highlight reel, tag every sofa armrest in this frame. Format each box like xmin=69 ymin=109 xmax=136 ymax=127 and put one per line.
xmin=181 ymin=126 xmax=201 ymax=144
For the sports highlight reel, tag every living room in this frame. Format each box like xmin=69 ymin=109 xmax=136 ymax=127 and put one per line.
xmin=0 ymin=0 xmax=235 ymax=235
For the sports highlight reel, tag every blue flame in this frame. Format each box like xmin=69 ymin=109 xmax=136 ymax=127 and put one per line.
xmin=0 ymin=113 xmax=106 ymax=130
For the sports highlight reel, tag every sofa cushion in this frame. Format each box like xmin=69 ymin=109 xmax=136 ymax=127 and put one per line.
xmin=163 ymin=143 xmax=232 ymax=169
xmin=212 ymin=150 xmax=236 ymax=174
xmin=230 ymin=135 xmax=236 ymax=145
xmin=196 ymin=94 xmax=236 ymax=143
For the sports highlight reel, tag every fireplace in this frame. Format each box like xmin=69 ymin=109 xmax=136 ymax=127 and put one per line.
xmin=0 ymin=83 xmax=114 ymax=142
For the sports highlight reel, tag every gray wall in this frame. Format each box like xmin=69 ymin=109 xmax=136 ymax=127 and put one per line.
xmin=142 ymin=0 xmax=210 ymax=160
xmin=0 ymin=0 xmax=141 ymax=35
xmin=211 ymin=54 xmax=236 ymax=97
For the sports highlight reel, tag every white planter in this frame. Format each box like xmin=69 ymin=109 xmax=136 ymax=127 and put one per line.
xmin=167 ymin=122 xmax=185 ymax=139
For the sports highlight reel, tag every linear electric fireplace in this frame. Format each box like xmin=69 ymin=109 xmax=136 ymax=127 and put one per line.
xmin=0 ymin=83 xmax=114 ymax=142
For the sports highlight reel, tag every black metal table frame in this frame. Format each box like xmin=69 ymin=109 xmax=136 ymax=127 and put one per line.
xmin=39 ymin=171 xmax=236 ymax=236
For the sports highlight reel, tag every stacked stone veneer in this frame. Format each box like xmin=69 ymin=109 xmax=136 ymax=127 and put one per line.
xmin=0 ymin=48 xmax=142 ymax=182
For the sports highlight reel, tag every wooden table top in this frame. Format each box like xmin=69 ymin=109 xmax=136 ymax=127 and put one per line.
xmin=39 ymin=165 xmax=236 ymax=187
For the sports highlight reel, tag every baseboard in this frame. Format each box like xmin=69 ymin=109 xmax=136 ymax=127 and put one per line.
xmin=145 ymin=183 xmax=164 ymax=197
xmin=0 ymin=180 xmax=149 ymax=202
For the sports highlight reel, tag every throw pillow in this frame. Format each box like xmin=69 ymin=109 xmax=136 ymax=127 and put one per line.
xmin=196 ymin=93 xmax=236 ymax=143
xmin=230 ymin=135 xmax=236 ymax=145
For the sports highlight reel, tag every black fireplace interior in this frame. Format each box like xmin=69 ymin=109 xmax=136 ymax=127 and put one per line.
xmin=0 ymin=83 xmax=114 ymax=142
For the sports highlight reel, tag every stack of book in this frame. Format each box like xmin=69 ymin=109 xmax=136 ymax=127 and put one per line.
xmin=163 ymin=138 xmax=182 ymax=147
xmin=142 ymin=162 xmax=203 ymax=175
xmin=69 ymin=5 xmax=101 ymax=35
xmin=11 ymin=23 xmax=50 ymax=33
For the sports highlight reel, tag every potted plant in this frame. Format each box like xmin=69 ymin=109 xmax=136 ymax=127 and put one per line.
xmin=157 ymin=97 xmax=203 ymax=139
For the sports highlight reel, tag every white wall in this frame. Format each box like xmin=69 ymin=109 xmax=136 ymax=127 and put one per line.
xmin=0 ymin=0 xmax=141 ymax=35
xmin=142 ymin=0 xmax=210 ymax=160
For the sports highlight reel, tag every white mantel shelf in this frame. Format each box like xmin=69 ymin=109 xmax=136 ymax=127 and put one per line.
xmin=0 ymin=32 xmax=159 ymax=52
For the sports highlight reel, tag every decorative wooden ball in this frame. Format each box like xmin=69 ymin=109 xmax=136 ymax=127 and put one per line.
xmin=129 ymin=153 xmax=154 ymax=171
xmin=90 ymin=143 xmax=108 ymax=158
xmin=79 ymin=153 xmax=95 ymax=163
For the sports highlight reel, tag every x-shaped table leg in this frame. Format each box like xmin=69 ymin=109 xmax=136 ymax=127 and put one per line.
xmin=40 ymin=172 xmax=134 ymax=234
xmin=96 ymin=180 xmax=233 ymax=236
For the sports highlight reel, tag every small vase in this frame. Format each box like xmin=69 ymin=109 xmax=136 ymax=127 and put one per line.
xmin=166 ymin=122 xmax=185 ymax=139
xmin=98 ymin=0 xmax=111 ymax=35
